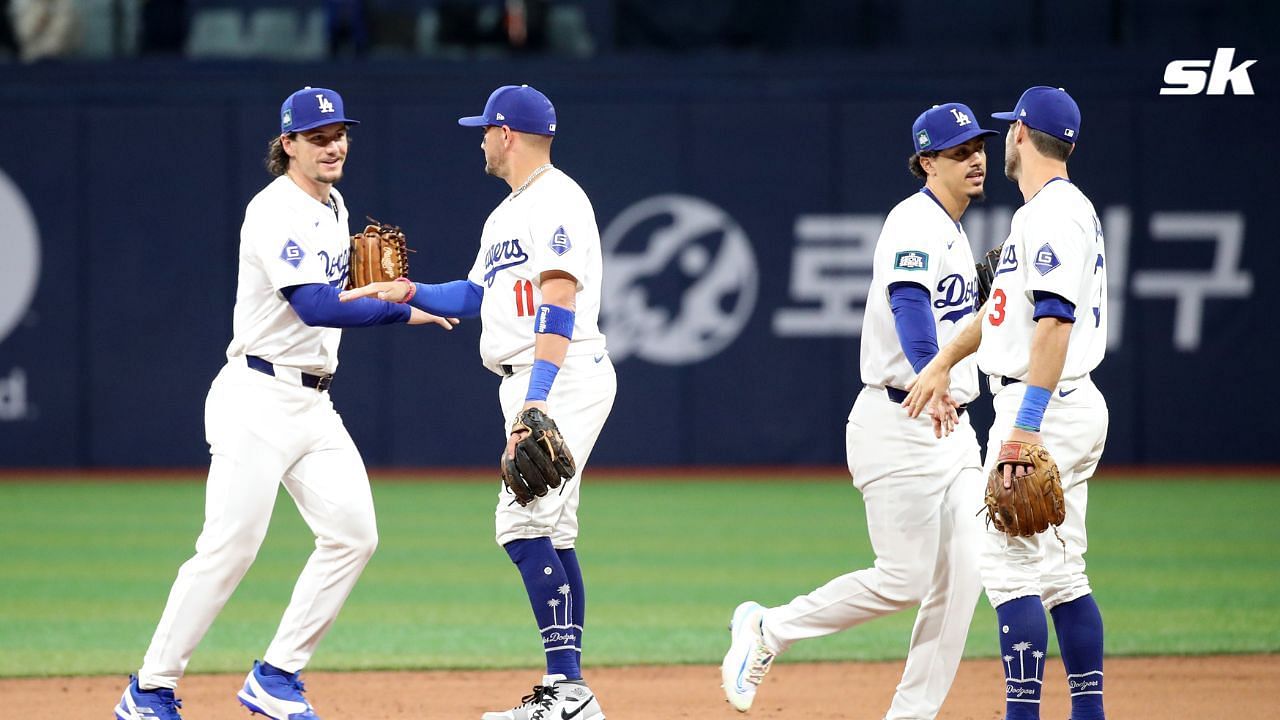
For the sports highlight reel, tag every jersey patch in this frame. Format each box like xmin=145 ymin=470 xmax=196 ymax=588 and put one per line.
xmin=280 ymin=239 xmax=305 ymax=269
xmin=549 ymin=225 xmax=572 ymax=256
xmin=894 ymin=250 xmax=929 ymax=271
xmin=1033 ymin=243 xmax=1061 ymax=276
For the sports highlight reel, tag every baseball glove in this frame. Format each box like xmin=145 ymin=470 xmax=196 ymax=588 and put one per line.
xmin=348 ymin=218 xmax=411 ymax=290
xmin=982 ymin=440 xmax=1066 ymax=537
xmin=974 ymin=245 xmax=1004 ymax=306
xmin=500 ymin=408 xmax=577 ymax=507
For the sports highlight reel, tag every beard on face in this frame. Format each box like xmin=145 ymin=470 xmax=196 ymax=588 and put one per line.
xmin=1003 ymin=130 xmax=1020 ymax=181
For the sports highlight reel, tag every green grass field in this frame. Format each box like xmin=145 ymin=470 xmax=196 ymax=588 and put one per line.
xmin=1 ymin=475 xmax=1278 ymax=678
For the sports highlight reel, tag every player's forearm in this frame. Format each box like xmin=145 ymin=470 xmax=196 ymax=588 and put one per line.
xmin=284 ymin=283 xmax=411 ymax=327
xmin=409 ymin=280 xmax=483 ymax=318
xmin=524 ymin=275 xmax=577 ymax=404
xmin=935 ymin=309 xmax=983 ymax=369
xmin=1025 ymin=317 xmax=1072 ymax=390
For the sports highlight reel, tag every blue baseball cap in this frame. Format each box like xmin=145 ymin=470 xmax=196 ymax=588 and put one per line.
xmin=280 ymin=86 xmax=359 ymax=134
xmin=458 ymin=84 xmax=557 ymax=136
xmin=992 ymin=86 xmax=1081 ymax=144
xmin=912 ymin=102 xmax=999 ymax=153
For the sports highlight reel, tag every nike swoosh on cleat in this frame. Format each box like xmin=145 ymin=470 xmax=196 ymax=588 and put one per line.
xmin=561 ymin=695 xmax=596 ymax=719
xmin=1058 ymin=388 xmax=1077 ymax=397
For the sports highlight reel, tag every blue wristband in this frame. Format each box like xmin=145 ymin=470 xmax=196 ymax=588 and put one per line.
xmin=1013 ymin=385 xmax=1052 ymax=432
xmin=534 ymin=303 xmax=575 ymax=340
xmin=525 ymin=359 xmax=561 ymax=402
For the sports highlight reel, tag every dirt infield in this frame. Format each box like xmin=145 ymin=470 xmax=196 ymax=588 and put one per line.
xmin=11 ymin=654 xmax=1275 ymax=719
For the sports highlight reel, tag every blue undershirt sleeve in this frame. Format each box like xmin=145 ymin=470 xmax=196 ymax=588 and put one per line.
xmin=283 ymin=283 xmax=411 ymax=327
xmin=1032 ymin=291 xmax=1077 ymax=322
xmin=888 ymin=281 xmax=940 ymax=374
xmin=409 ymin=280 xmax=484 ymax=318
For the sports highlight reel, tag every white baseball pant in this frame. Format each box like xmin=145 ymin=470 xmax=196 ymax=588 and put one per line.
xmin=980 ymin=375 xmax=1108 ymax=610
xmin=137 ymin=361 xmax=377 ymax=689
xmin=495 ymin=353 xmax=617 ymax=549
xmin=762 ymin=387 xmax=986 ymax=720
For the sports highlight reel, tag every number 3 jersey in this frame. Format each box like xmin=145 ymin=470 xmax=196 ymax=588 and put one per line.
xmin=467 ymin=168 xmax=608 ymax=375
xmin=861 ymin=189 xmax=981 ymax=404
xmin=977 ymin=178 xmax=1108 ymax=382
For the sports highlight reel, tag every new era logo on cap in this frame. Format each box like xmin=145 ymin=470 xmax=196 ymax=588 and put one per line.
xmin=993 ymin=86 xmax=1081 ymax=144
xmin=458 ymin=84 xmax=557 ymax=136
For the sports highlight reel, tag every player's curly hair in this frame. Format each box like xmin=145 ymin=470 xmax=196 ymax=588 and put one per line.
xmin=908 ymin=151 xmax=938 ymax=180
xmin=1026 ymin=127 xmax=1074 ymax=162
xmin=265 ymin=134 xmax=295 ymax=177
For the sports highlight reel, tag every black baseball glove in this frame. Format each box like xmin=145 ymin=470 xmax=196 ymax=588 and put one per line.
xmin=975 ymin=245 xmax=1004 ymax=306
xmin=500 ymin=408 xmax=577 ymax=506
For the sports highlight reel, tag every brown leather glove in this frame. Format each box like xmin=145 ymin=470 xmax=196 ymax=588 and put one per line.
xmin=348 ymin=218 xmax=410 ymax=289
xmin=983 ymin=440 xmax=1066 ymax=537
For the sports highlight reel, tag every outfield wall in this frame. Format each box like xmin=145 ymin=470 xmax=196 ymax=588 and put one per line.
xmin=0 ymin=52 xmax=1273 ymax=466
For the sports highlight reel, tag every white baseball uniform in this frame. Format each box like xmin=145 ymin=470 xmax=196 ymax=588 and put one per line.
xmin=762 ymin=189 xmax=986 ymax=720
xmin=976 ymin=177 xmax=1109 ymax=610
xmin=465 ymin=167 xmax=616 ymax=548
xmin=138 ymin=175 xmax=378 ymax=688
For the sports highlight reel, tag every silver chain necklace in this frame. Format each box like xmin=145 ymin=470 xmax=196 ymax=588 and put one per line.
xmin=511 ymin=163 xmax=554 ymax=198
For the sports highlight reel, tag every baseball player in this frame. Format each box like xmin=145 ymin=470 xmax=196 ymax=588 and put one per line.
xmin=904 ymin=86 xmax=1109 ymax=720
xmin=721 ymin=103 xmax=996 ymax=719
xmin=341 ymin=84 xmax=614 ymax=720
xmin=113 ymin=86 xmax=455 ymax=720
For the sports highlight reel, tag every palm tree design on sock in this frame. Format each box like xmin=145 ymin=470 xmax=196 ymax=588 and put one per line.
xmin=1012 ymin=641 xmax=1033 ymax=680
xmin=558 ymin=584 xmax=572 ymax=627
xmin=1003 ymin=655 xmax=1014 ymax=678
xmin=1032 ymin=650 xmax=1045 ymax=678
xmin=547 ymin=597 xmax=562 ymax=626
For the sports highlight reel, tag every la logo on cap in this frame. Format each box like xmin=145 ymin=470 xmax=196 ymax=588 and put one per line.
xmin=950 ymin=107 xmax=971 ymax=126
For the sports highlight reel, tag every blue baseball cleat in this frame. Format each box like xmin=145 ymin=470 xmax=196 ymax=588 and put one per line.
xmin=114 ymin=675 xmax=183 ymax=720
xmin=237 ymin=660 xmax=320 ymax=720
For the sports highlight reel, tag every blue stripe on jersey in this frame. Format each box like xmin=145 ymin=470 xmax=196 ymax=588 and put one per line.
xmin=919 ymin=187 xmax=961 ymax=232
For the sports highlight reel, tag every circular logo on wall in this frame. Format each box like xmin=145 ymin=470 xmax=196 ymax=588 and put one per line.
xmin=601 ymin=194 xmax=757 ymax=365
xmin=0 ymin=169 xmax=40 ymax=345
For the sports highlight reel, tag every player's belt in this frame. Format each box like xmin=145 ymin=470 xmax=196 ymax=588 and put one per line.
xmin=987 ymin=375 xmax=1022 ymax=393
xmin=885 ymin=386 xmax=966 ymax=417
xmin=246 ymin=355 xmax=334 ymax=391
xmin=502 ymin=364 xmax=515 ymax=377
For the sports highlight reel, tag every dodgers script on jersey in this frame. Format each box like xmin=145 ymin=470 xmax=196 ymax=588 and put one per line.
xmin=225 ymin=175 xmax=351 ymax=375
xmin=467 ymin=168 xmax=607 ymax=374
xmin=861 ymin=190 xmax=981 ymax=403
xmin=977 ymin=179 xmax=1107 ymax=381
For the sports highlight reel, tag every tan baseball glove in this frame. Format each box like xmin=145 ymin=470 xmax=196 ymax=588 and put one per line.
xmin=983 ymin=440 xmax=1066 ymax=537
xmin=348 ymin=218 xmax=411 ymax=289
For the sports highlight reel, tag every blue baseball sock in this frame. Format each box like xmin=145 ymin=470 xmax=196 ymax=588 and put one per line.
xmin=504 ymin=538 xmax=581 ymax=680
xmin=1051 ymin=595 xmax=1105 ymax=720
xmin=556 ymin=548 xmax=586 ymax=676
xmin=997 ymin=595 xmax=1049 ymax=719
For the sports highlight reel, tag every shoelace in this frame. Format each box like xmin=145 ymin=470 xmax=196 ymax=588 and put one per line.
xmin=744 ymin=642 xmax=776 ymax=685
xmin=515 ymin=684 xmax=560 ymax=719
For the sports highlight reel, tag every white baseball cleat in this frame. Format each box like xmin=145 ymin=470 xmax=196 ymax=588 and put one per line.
xmin=236 ymin=660 xmax=320 ymax=719
xmin=721 ymin=600 xmax=778 ymax=712
xmin=481 ymin=674 xmax=605 ymax=720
